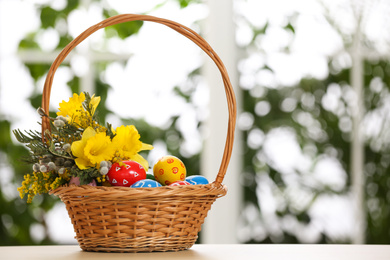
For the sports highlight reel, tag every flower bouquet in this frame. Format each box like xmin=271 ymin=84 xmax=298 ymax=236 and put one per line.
xmin=12 ymin=14 xmax=235 ymax=253
xmin=14 ymin=92 xmax=153 ymax=203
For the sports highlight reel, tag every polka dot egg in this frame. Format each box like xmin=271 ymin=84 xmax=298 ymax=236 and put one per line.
xmin=153 ymin=155 xmax=186 ymax=186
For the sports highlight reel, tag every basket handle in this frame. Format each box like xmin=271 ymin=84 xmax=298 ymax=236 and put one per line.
xmin=41 ymin=14 xmax=236 ymax=186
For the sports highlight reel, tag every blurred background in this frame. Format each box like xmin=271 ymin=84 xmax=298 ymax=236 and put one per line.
xmin=1 ymin=0 xmax=390 ymax=245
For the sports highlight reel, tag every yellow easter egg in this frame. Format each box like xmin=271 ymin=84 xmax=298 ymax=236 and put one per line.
xmin=153 ymin=155 xmax=187 ymax=186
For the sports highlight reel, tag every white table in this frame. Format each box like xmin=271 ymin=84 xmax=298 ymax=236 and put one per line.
xmin=1 ymin=244 xmax=390 ymax=260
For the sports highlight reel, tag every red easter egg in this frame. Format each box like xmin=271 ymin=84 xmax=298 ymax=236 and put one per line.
xmin=106 ymin=160 xmax=146 ymax=187
xmin=169 ymin=181 xmax=191 ymax=187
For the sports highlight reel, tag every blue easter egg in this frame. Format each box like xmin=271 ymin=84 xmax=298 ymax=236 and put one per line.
xmin=131 ymin=179 xmax=162 ymax=188
xmin=186 ymin=175 xmax=209 ymax=185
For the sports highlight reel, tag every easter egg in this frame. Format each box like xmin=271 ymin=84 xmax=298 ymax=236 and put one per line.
xmin=153 ymin=155 xmax=186 ymax=186
xmin=131 ymin=179 xmax=162 ymax=188
xmin=107 ymin=160 xmax=146 ymax=187
xmin=169 ymin=181 xmax=191 ymax=186
xmin=186 ymin=175 xmax=209 ymax=185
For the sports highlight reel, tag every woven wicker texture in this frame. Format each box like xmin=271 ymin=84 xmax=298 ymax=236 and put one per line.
xmin=45 ymin=14 xmax=236 ymax=253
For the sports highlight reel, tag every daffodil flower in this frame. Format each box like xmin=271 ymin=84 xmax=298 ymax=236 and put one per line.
xmin=89 ymin=94 xmax=101 ymax=116
xmin=112 ymin=125 xmax=153 ymax=170
xmin=71 ymin=127 xmax=115 ymax=169
xmin=57 ymin=92 xmax=100 ymax=127
xmin=57 ymin=92 xmax=85 ymax=125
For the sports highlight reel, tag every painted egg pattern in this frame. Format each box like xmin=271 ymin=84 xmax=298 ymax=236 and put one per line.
xmin=106 ymin=160 xmax=146 ymax=187
xmin=186 ymin=175 xmax=209 ymax=185
xmin=131 ymin=179 xmax=162 ymax=188
xmin=169 ymin=181 xmax=191 ymax=186
xmin=153 ymin=155 xmax=186 ymax=186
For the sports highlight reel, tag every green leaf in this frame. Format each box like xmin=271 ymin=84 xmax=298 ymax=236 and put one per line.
xmin=40 ymin=7 xmax=58 ymax=29
xmin=103 ymin=9 xmax=118 ymax=19
xmin=296 ymin=211 xmax=311 ymax=224
xmin=18 ymin=34 xmax=40 ymax=50
xmin=0 ymin=120 xmax=11 ymax=150
xmin=173 ymin=86 xmax=193 ymax=102
xmin=95 ymin=77 xmax=112 ymax=124
xmin=29 ymin=93 xmax=42 ymax=109
xmin=57 ymin=35 xmax=74 ymax=49
xmin=64 ymin=0 xmax=79 ymax=15
xmin=253 ymin=21 xmax=268 ymax=38
xmin=25 ymin=63 xmax=51 ymax=82
xmin=105 ymin=21 xmax=144 ymax=39
xmin=176 ymin=0 xmax=199 ymax=8
xmin=67 ymin=76 xmax=80 ymax=94
xmin=284 ymin=22 xmax=295 ymax=34
xmin=178 ymin=0 xmax=191 ymax=8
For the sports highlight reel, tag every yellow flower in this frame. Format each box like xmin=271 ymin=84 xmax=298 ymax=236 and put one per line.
xmin=57 ymin=92 xmax=85 ymax=125
xmin=71 ymin=127 xmax=115 ymax=169
xmin=89 ymin=94 xmax=100 ymax=115
xmin=57 ymin=93 xmax=100 ymax=127
xmin=112 ymin=125 xmax=153 ymax=169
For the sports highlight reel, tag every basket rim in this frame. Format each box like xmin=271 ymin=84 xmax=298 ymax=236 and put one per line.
xmin=49 ymin=182 xmax=227 ymax=199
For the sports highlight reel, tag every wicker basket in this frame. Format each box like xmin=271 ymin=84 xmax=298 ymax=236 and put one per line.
xmin=45 ymin=14 xmax=236 ymax=253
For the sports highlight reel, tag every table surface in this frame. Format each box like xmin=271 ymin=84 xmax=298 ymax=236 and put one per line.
xmin=1 ymin=244 xmax=390 ymax=260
